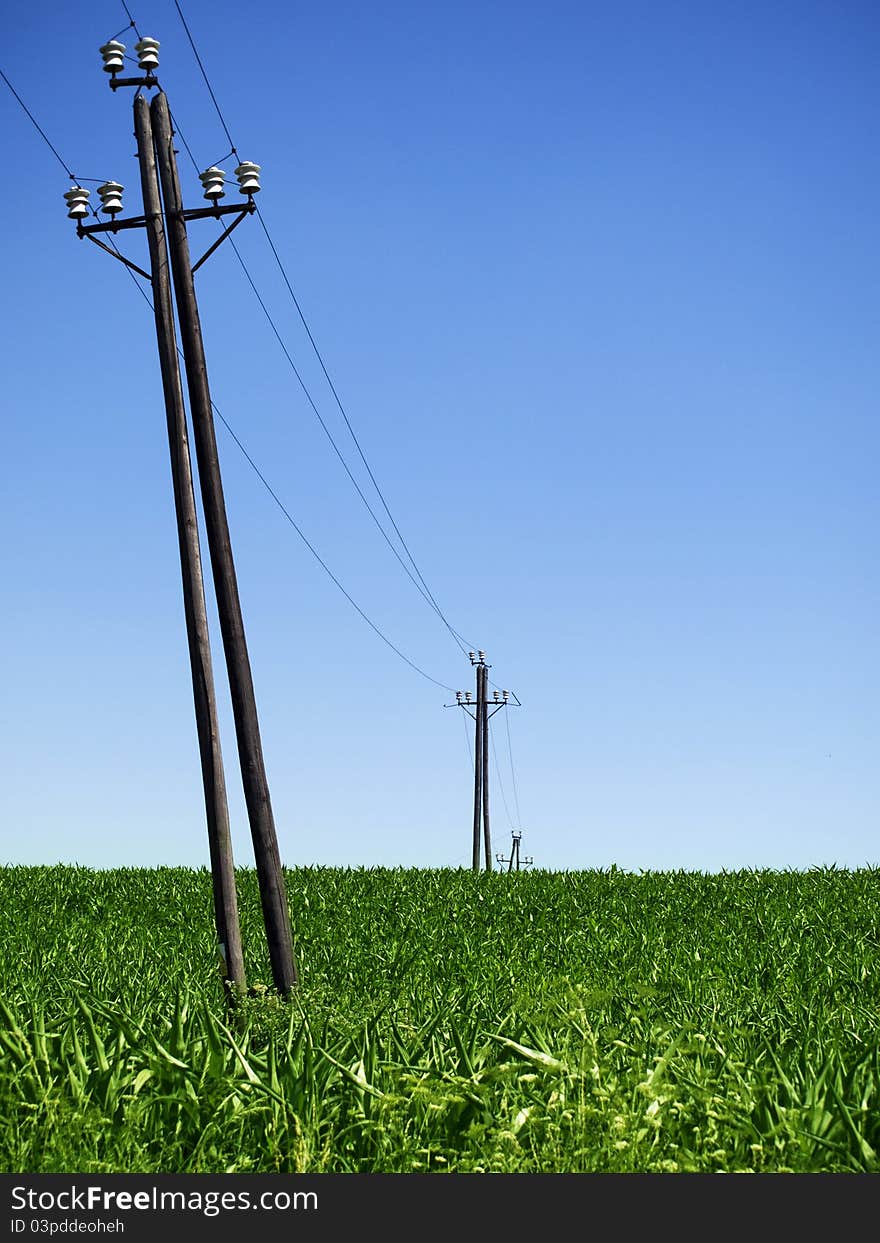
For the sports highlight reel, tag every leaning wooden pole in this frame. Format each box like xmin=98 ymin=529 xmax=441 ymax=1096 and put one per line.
xmin=132 ymin=95 xmax=246 ymax=995
xmin=151 ymin=90 xmax=297 ymax=994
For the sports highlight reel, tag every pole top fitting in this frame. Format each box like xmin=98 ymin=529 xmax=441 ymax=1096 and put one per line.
xmin=96 ymin=180 xmax=124 ymax=216
xmin=234 ymin=161 xmax=261 ymax=196
xmin=135 ymin=37 xmax=160 ymax=72
xmin=63 ymin=185 xmax=90 ymax=219
xmin=200 ymin=167 xmax=227 ymax=200
xmin=99 ymin=40 xmax=126 ymax=74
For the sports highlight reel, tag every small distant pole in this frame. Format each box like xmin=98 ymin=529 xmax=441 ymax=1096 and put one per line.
xmin=446 ymin=656 xmax=517 ymax=872
xmin=496 ymin=830 xmax=534 ymax=873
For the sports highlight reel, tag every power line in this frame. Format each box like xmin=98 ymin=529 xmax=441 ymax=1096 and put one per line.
xmin=4 ymin=33 xmax=524 ymax=887
xmin=505 ymin=706 xmax=524 ymax=829
xmin=118 ymin=256 xmax=455 ymax=689
xmin=208 ymin=404 xmax=456 ymax=692
xmin=226 ymin=232 xmax=455 ymax=619
xmin=461 ymin=707 xmax=474 ymax=774
xmin=119 ymin=2 xmax=140 ymax=34
xmin=169 ymin=0 xmax=477 ymax=659
xmin=0 ymin=62 xmax=457 ymax=695
xmin=252 ymin=207 xmax=474 ymax=656
xmin=99 ymin=237 xmax=458 ymax=692
xmin=0 ymin=67 xmax=74 ymax=178
xmin=489 ymin=719 xmax=515 ymax=832
xmin=9 ymin=45 xmax=529 ymax=854
xmin=2 ymin=52 xmax=518 ymax=711
xmin=172 ymin=0 xmax=237 ymax=154
xmin=167 ymin=105 xmax=469 ymax=645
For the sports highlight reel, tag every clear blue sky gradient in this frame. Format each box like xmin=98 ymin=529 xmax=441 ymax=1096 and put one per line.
xmin=2 ymin=1 xmax=877 ymax=871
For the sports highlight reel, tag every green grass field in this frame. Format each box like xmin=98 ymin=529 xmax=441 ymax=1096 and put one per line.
xmin=1 ymin=864 xmax=878 ymax=1173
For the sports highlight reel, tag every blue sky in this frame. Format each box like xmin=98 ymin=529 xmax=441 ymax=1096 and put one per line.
xmin=2 ymin=0 xmax=877 ymax=872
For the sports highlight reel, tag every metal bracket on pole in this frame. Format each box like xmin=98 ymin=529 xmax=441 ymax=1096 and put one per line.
xmin=191 ymin=209 xmax=251 ymax=274
xmin=75 ymin=200 xmax=255 ymax=281
xmin=82 ymin=231 xmax=151 ymax=279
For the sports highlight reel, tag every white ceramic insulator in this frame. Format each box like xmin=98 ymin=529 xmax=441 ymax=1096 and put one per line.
xmin=97 ymin=181 xmax=124 ymax=215
xmin=199 ymin=167 xmax=226 ymax=200
xmin=64 ymin=186 xmax=90 ymax=219
xmin=234 ymin=161 xmax=261 ymax=195
xmin=99 ymin=41 xmax=126 ymax=73
xmin=135 ymin=37 xmax=160 ymax=71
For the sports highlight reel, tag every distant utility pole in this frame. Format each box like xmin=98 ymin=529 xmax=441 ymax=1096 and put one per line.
xmin=64 ymin=35 xmax=297 ymax=995
xmin=446 ymin=652 xmax=516 ymax=872
xmin=496 ymin=830 xmax=533 ymax=873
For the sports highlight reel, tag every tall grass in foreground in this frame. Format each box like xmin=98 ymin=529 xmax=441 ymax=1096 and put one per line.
xmin=1 ymin=865 xmax=878 ymax=1172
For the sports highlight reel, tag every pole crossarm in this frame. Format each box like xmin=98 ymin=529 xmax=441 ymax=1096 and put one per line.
xmin=182 ymin=202 xmax=256 ymax=224
xmin=109 ymin=75 xmax=160 ymax=91
xmin=82 ymin=232 xmax=151 ymax=279
xmin=78 ymin=213 xmax=153 ymax=235
xmin=443 ymin=701 xmax=515 ymax=721
xmin=78 ymin=200 xmax=255 ymax=238
xmin=77 ymin=201 xmax=255 ymax=279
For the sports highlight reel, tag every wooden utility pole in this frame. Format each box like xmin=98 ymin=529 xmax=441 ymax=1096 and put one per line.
xmin=471 ymin=654 xmax=485 ymax=871
xmin=480 ymin=662 xmax=491 ymax=871
xmin=70 ymin=39 xmax=296 ymax=996
xmin=151 ymin=90 xmax=297 ymax=995
xmin=132 ymin=94 xmax=245 ymax=994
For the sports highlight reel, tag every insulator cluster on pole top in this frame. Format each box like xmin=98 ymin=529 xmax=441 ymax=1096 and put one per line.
xmin=64 ymin=37 xmax=262 ymax=227
xmin=198 ymin=163 xmax=261 ymax=202
xmin=99 ymin=37 xmax=161 ymax=76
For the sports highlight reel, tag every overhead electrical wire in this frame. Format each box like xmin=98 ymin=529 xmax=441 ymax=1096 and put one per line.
xmin=461 ymin=709 xmax=474 ymax=774
xmin=251 ymin=207 xmax=475 ymax=657
xmin=5 ymin=24 xmax=529 ymax=870
xmin=5 ymin=30 xmax=524 ymax=805
xmin=1 ymin=66 xmax=456 ymax=695
xmin=505 ymin=707 xmax=524 ymax=830
xmin=0 ymin=67 xmax=76 ymax=179
xmin=163 ymin=2 xmax=530 ymax=818
xmin=169 ymin=0 xmax=476 ymax=659
xmin=489 ymin=720 xmax=515 ymax=833
xmin=166 ymin=114 xmax=463 ymax=631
